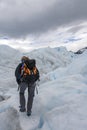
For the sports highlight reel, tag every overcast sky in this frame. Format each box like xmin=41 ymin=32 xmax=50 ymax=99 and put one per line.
xmin=0 ymin=0 xmax=87 ymax=52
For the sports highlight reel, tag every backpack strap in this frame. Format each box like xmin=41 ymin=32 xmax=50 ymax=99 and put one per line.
xmin=21 ymin=63 xmax=30 ymax=77
xmin=33 ymin=67 xmax=37 ymax=75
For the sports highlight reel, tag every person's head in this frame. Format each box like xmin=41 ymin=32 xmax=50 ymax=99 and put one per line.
xmin=21 ymin=56 xmax=29 ymax=63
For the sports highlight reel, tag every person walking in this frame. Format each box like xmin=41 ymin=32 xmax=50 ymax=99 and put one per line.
xmin=15 ymin=56 xmax=40 ymax=116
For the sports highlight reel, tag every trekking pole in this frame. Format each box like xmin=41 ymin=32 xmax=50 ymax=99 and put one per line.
xmin=17 ymin=85 xmax=20 ymax=91
xmin=36 ymin=86 xmax=38 ymax=94
xmin=35 ymin=80 xmax=40 ymax=94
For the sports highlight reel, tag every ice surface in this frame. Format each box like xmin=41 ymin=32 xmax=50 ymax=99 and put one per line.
xmin=0 ymin=45 xmax=87 ymax=130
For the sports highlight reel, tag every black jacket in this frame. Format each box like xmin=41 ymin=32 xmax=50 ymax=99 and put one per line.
xmin=15 ymin=63 xmax=22 ymax=84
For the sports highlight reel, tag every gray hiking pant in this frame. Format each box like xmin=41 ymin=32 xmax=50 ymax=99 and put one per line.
xmin=19 ymin=82 xmax=36 ymax=112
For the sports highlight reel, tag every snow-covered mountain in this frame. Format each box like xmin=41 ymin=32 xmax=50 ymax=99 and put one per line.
xmin=0 ymin=45 xmax=22 ymax=66
xmin=24 ymin=46 xmax=75 ymax=74
xmin=75 ymin=46 xmax=87 ymax=54
xmin=0 ymin=45 xmax=87 ymax=130
xmin=0 ymin=45 xmax=22 ymax=92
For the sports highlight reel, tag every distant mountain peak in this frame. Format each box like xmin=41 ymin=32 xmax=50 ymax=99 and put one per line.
xmin=75 ymin=47 xmax=87 ymax=54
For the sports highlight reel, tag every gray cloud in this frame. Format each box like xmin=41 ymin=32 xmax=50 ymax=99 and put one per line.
xmin=67 ymin=25 xmax=85 ymax=34
xmin=0 ymin=0 xmax=87 ymax=38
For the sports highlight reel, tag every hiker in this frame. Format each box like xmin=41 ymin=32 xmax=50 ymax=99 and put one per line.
xmin=15 ymin=56 xmax=40 ymax=116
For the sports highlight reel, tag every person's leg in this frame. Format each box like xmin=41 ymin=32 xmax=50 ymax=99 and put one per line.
xmin=27 ymin=83 xmax=36 ymax=115
xmin=19 ymin=82 xmax=28 ymax=111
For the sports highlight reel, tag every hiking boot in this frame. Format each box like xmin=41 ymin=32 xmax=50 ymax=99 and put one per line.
xmin=27 ymin=111 xmax=31 ymax=116
xmin=20 ymin=108 xmax=26 ymax=112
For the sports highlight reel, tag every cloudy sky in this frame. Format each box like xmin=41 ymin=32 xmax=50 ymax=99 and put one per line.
xmin=0 ymin=0 xmax=87 ymax=52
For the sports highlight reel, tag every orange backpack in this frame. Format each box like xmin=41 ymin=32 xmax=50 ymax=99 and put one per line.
xmin=21 ymin=63 xmax=37 ymax=77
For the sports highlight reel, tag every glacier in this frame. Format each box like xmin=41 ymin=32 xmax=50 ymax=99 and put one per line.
xmin=0 ymin=45 xmax=87 ymax=130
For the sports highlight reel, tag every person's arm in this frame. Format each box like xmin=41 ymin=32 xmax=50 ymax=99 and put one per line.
xmin=15 ymin=63 xmax=22 ymax=84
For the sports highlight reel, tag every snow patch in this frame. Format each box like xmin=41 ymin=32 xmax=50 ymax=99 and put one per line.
xmin=0 ymin=107 xmax=22 ymax=130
